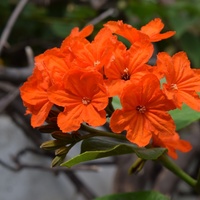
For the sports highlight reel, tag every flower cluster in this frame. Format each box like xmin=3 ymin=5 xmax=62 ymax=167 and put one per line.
xmin=20 ymin=18 xmax=200 ymax=159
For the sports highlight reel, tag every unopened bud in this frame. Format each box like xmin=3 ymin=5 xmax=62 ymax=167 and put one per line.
xmin=40 ymin=140 xmax=66 ymax=150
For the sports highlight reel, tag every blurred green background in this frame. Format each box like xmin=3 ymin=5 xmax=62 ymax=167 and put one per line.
xmin=1 ymin=0 xmax=200 ymax=68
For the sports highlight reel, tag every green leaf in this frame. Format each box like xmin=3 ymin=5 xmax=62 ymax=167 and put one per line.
xmin=166 ymin=2 xmax=200 ymax=39
xmin=169 ymin=104 xmax=200 ymax=130
xmin=49 ymin=20 xmax=76 ymax=38
xmin=40 ymin=139 xmax=66 ymax=150
xmin=61 ymin=137 xmax=166 ymax=167
xmin=112 ymin=96 xmax=121 ymax=109
xmin=94 ymin=191 xmax=170 ymax=200
xmin=180 ymin=32 xmax=200 ymax=68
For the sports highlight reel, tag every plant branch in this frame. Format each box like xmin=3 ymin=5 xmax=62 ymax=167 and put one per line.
xmin=0 ymin=158 xmax=99 ymax=173
xmin=0 ymin=0 xmax=30 ymax=55
xmin=80 ymin=124 xmax=128 ymax=141
xmin=158 ymin=154 xmax=197 ymax=188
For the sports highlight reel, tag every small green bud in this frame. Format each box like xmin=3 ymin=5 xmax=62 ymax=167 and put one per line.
xmin=128 ymin=158 xmax=146 ymax=175
xmin=55 ymin=146 xmax=70 ymax=156
xmin=40 ymin=140 xmax=66 ymax=150
xmin=51 ymin=131 xmax=76 ymax=144
xmin=38 ymin=124 xmax=59 ymax=133
xmin=51 ymin=155 xmax=65 ymax=167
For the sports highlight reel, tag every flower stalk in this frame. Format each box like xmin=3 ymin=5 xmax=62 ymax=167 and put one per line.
xmin=80 ymin=124 xmax=128 ymax=141
xmin=158 ymin=154 xmax=197 ymax=188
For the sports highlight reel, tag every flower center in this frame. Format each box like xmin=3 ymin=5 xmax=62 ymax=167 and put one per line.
xmin=121 ymin=68 xmax=130 ymax=81
xmin=136 ymin=105 xmax=146 ymax=114
xmin=171 ymin=83 xmax=178 ymax=90
xmin=94 ymin=60 xmax=100 ymax=66
xmin=82 ymin=97 xmax=91 ymax=105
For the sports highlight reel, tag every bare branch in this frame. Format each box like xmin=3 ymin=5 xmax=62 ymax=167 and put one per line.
xmin=25 ymin=46 xmax=34 ymax=68
xmin=86 ymin=8 xmax=117 ymax=25
xmin=0 ymin=86 xmax=19 ymax=113
xmin=0 ymin=67 xmax=32 ymax=82
xmin=0 ymin=159 xmax=99 ymax=173
xmin=0 ymin=0 xmax=30 ymax=55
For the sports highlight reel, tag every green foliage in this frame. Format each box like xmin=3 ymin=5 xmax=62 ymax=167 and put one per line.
xmin=196 ymin=169 xmax=200 ymax=193
xmin=61 ymin=137 xmax=166 ymax=167
xmin=179 ymin=32 xmax=200 ymax=67
xmin=169 ymin=104 xmax=200 ymax=130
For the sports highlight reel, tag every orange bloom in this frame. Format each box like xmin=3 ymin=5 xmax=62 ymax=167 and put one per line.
xmin=20 ymin=67 xmax=53 ymax=127
xmin=35 ymin=48 xmax=71 ymax=87
xmin=61 ymin=24 xmax=93 ymax=53
xmin=48 ymin=69 xmax=108 ymax=132
xmin=59 ymin=25 xmax=94 ymax=67
xmin=104 ymin=18 xmax=175 ymax=44
xmin=193 ymin=68 xmax=200 ymax=76
xmin=69 ymin=27 xmax=117 ymax=72
xmin=157 ymin=51 xmax=200 ymax=111
xmin=140 ymin=18 xmax=175 ymax=42
xmin=110 ymin=74 xmax=176 ymax=147
xmin=20 ymin=47 xmax=71 ymax=127
xmin=152 ymin=133 xmax=192 ymax=159
xmin=104 ymin=20 xmax=149 ymax=44
xmin=192 ymin=68 xmax=200 ymax=91
xmin=146 ymin=64 xmax=165 ymax=80
xmin=104 ymin=36 xmax=153 ymax=96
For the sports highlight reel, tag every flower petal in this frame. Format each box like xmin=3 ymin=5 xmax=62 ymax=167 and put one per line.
xmin=140 ymin=18 xmax=176 ymax=42
xmin=57 ymin=106 xmax=83 ymax=132
xmin=31 ymin=101 xmax=53 ymax=127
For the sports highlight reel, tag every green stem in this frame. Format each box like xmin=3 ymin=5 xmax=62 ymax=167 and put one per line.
xmin=196 ymin=168 xmax=200 ymax=193
xmin=158 ymin=154 xmax=197 ymax=188
xmin=128 ymin=157 xmax=146 ymax=174
xmin=80 ymin=124 xmax=128 ymax=141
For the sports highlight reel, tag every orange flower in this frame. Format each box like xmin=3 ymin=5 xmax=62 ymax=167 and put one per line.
xmin=20 ymin=47 xmax=70 ymax=127
xmin=20 ymin=67 xmax=53 ymax=127
xmin=140 ymin=18 xmax=175 ymax=42
xmin=35 ymin=48 xmax=71 ymax=87
xmin=104 ymin=36 xmax=153 ymax=96
xmin=61 ymin=24 xmax=93 ymax=53
xmin=193 ymin=68 xmax=200 ymax=76
xmin=104 ymin=18 xmax=175 ymax=44
xmin=146 ymin=64 xmax=164 ymax=80
xmin=110 ymin=74 xmax=176 ymax=147
xmin=69 ymin=27 xmax=117 ymax=72
xmin=152 ymin=133 xmax=192 ymax=159
xmin=157 ymin=51 xmax=200 ymax=111
xmin=104 ymin=20 xmax=149 ymax=44
xmin=48 ymin=69 xmax=108 ymax=132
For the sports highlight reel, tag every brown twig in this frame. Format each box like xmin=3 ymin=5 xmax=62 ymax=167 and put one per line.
xmin=0 ymin=158 xmax=99 ymax=173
